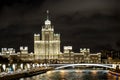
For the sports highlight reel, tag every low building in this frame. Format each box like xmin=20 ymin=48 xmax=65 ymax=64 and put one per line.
xmin=59 ymin=46 xmax=101 ymax=64
xmin=17 ymin=46 xmax=35 ymax=61
xmin=1 ymin=48 xmax=16 ymax=55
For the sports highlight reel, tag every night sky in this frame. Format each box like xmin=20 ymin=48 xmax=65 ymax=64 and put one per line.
xmin=0 ymin=0 xmax=120 ymax=52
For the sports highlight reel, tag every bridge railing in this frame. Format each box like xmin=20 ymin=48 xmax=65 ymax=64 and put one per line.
xmin=48 ymin=63 xmax=115 ymax=70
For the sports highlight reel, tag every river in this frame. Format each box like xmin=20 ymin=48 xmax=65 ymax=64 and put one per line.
xmin=19 ymin=70 xmax=120 ymax=80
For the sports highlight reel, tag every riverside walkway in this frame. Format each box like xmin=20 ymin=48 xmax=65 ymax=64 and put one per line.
xmin=0 ymin=67 xmax=53 ymax=80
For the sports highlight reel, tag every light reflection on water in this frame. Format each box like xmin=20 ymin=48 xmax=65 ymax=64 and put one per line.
xmin=20 ymin=70 xmax=120 ymax=80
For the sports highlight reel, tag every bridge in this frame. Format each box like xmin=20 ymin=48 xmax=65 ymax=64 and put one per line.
xmin=0 ymin=63 xmax=119 ymax=79
xmin=49 ymin=64 xmax=117 ymax=70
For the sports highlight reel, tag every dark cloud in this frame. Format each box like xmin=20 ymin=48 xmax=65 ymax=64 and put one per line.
xmin=0 ymin=0 xmax=120 ymax=52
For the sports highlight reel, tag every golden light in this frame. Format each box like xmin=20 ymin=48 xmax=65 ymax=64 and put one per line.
xmin=60 ymin=70 xmax=65 ymax=75
xmin=60 ymin=70 xmax=65 ymax=74
xmin=92 ymin=70 xmax=97 ymax=75
xmin=46 ymin=71 xmax=52 ymax=75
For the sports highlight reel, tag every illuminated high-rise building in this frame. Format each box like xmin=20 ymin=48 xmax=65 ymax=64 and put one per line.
xmin=34 ymin=10 xmax=60 ymax=60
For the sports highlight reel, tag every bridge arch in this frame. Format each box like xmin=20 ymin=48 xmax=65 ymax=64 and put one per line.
xmin=55 ymin=64 xmax=113 ymax=70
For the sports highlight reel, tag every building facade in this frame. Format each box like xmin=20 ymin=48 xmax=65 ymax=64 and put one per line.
xmin=59 ymin=46 xmax=101 ymax=64
xmin=34 ymin=11 xmax=60 ymax=60
xmin=0 ymin=11 xmax=102 ymax=64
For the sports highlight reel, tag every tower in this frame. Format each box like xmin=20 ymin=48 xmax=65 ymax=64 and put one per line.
xmin=34 ymin=10 xmax=60 ymax=61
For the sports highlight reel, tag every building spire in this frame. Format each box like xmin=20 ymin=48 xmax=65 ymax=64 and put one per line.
xmin=46 ymin=10 xmax=49 ymax=20
xmin=45 ymin=10 xmax=51 ymax=25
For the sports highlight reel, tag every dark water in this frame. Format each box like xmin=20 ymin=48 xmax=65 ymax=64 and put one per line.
xmin=20 ymin=70 xmax=119 ymax=80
